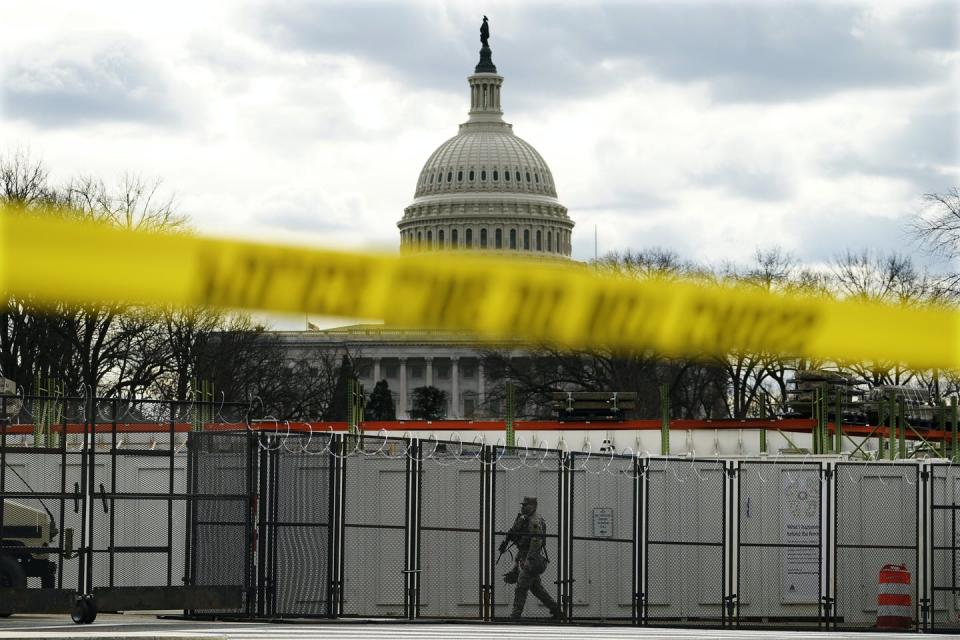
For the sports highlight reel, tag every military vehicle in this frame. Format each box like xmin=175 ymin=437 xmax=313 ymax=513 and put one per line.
xmin=0 ymin=500 xmax=59 ymax=615
xmin=1 ymin=377 xmax=61 ymax=617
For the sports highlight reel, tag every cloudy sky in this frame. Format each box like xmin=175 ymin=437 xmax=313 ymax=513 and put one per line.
xmin=2 ymin=0 xmax=957 ymax=272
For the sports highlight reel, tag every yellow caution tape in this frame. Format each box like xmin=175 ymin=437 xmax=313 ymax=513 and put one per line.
xmin=1 ymin=209 xmax=957 ymax=369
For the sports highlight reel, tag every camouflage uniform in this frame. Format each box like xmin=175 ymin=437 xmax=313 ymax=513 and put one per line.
xmin=501 ymin=497 xmax=562 ymax=620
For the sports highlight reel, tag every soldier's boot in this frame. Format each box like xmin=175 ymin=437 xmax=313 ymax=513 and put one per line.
xmin=530 ymin=579 xmax=562 ymax=621
xmin=510 ymin=589 xmax=528 ymax=619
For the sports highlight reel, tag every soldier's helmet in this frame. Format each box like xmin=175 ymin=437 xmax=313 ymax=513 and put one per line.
xmin=521 ymin=496 xmax=538 ymax=507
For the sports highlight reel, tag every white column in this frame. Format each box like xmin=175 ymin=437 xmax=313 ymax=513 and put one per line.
xmin=451 ymin=356 xmax=460 ymax=419
xmin=399 ymin=357 xmax=408 ymax=419
xmin=373 ymin=358 xmax=381 ymax=383
xmin=425 ymin=357 xmax=433 ymax=387
xmin=478 ymin=360 xmax=485 ymax=409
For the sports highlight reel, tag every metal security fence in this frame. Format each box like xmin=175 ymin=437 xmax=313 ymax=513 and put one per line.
xmin=833 ymin=462 xmax=919 ymax=630
xmin=737 ymin=460 xmax=823 ymax=627
xmin=1 ymin=394 xmax=248 ymax=622
xmin=645 ymin=458 xmax=728 ymax=626
xmin=185 ymin=436 xmax=960 ymax=632
xmin=568 ymin=451 xmax=637 ymax=622
xmin=928 ymin=463 xmax=960 ymax=632
xmin=11 ymin=418 xmax=960 ymax=632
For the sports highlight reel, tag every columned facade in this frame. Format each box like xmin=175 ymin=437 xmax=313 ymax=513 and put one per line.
xmin=272 ymin=21 xmax=572 ymax=423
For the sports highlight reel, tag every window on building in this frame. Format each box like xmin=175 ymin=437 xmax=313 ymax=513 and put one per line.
xmin=548 ymin=231 xmax=553 ymax=252
xmin=447 ymin=171 xmax=453 ymax=183
xmin=462 ymin=362 xmax=475 ymax=378
xmin=469 ymin=170 xmax=475 ymax=181
xmin=495 ymin=228 xmax=502 ymax=249
xmin=536 ymin=230 xmax=542 ymax=251
xmin=465 ymin=228 xmax=473 ymax=248
xmin=458 ymin=171 xmax=463 ymax=182
xmin=509 ymin=229 xmax=517 ymax=249
xmin=516 ymin=171 xmax=521 ymax=182
xmin=526 ymin=171 xmax=531 ymax=182
xmin=535 ymin=173 xmax=540 ymax=183
xmin=523 ymin=229 xmax=530 ymax=250
xmin=438 ymin=230 xmax=445 ymax=247
xmin=417 ymin=231 xmax=422 ymax=247
xmin=426 ymin=230 xmax=432 ymax=248
xmin=504 ymin=170 xmax=510 ymax=181
xmin=359 ymin=365 xmax=372 ymax=378
xmin=481 ymin=170 xmax=487 ymax=181
xmin=480 ymin=228 xmax=487 ymax=248
xmin=436 ymin=364 xmax=450 ymax=380
xmin=493 ymin=170 xmax=499 ymax=181
xmin=385 ymin=364 xmax=398 ymax=379
xmin=452 ymin=229 xmax=458 ymax=246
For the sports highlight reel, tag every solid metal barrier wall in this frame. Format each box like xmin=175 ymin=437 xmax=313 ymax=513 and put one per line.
xmin=737 ymin=460 xmax=823 ymax=627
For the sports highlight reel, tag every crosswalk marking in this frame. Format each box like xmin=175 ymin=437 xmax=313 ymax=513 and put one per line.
xmin=1 ymin=620 xmax=950 ymax=640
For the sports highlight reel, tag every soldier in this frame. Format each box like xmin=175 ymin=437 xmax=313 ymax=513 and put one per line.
xmin=498 ymin=496 xmax=563 ymax=621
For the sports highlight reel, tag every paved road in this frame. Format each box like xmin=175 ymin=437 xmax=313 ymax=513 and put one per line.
xmin=0 ymin=614 xmax=952 ymax=639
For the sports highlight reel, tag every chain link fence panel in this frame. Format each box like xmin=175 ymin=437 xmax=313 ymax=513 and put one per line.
xmin=645 ymin=458 xmax=726 ymax=625
xmin=834 ymin=462 xmax=918 ymax=630
xmin=738 ymin=460 xmax=822 ymax=627
xmin=568 ymin=451 xmax=636 ymax=622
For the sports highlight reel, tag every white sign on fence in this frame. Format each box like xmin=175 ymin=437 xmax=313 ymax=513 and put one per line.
xmin=781 ymin=470 xmax=819 ymax=603
xmin=592 ymin=507 xmax=613 ymax=537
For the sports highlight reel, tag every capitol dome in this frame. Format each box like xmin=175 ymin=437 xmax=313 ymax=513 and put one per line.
xmin=398 ymin=22 xmax=574 ymax=257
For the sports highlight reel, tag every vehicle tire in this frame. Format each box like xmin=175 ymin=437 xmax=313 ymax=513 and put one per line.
xmin=84 ymin=598 xmax=98 ymax=624
xmin=0 ymin=554 xmax=27 ymax=617
xmin=71 ymin=599 xmax=90 ymax=625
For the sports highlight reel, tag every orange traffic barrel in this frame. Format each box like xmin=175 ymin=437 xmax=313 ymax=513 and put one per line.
xmin=877 ymin=564 xmax=912 ymax=629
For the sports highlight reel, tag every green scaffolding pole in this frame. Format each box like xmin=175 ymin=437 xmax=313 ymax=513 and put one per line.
xmin=938 ymin=401 xmax=947 ymax=458
xmin=811 ymin=386 xmax=820 ymax=455
xmin=660 ymin=383 xmax=670 ymax=456
xmin=834 ymin=389 xmax=843 ymax=455
xmin=952 ymin=397 xmax=958 ymax=463
xmin=888 ymin=394 xmax=897 ymax=461
xmin=898 ymin=398 xmax=907 ymax=459
xmin=505 ymin=382 xmax=515 ymax=447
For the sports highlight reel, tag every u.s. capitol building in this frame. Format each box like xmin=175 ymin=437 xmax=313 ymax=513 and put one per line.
xmin=277 ymin=22 xmax=575 ymax=419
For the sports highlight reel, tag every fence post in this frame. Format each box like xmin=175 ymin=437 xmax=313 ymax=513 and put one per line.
xmin=952 ymin=397 xmax=958 ymax=463
xmin=834 ymin=388 xmax=843 ymax=455
xmin=888 ymin=393 xmax=897 ymax=461
xmin=505 ymin=382 xmax=515 ymax=447
xmin=898 ymin=398 xmax=907 ymax=459
xmin=660 ymin=384 xmax=670 ymax=456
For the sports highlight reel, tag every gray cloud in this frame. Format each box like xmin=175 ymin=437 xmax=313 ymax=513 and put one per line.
xmin=824 ymin=108 xmax=960 ymax=193
xmin=250 ymin=2 xmax=957 ymax=104
xmin=2 ymin=42 xmax=178 ymax=127
xmin=696 ymin=165 xmax=794 ymax=202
